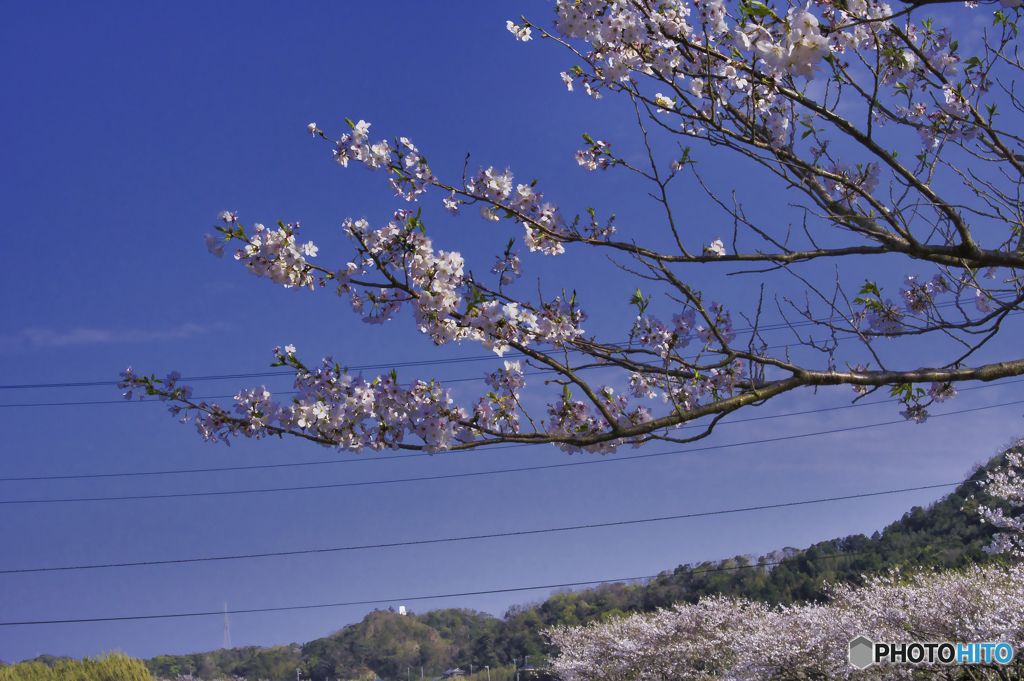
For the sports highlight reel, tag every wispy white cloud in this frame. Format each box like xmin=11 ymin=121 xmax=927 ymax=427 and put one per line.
xmin=0 ymin=323 xmax=224 ymax=350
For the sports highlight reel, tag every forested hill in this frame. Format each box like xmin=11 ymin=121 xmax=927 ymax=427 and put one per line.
xmin=141 ymin=456 xmax=1014 ymax=681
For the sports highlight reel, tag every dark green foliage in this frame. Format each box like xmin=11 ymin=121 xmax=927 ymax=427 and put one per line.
xmin=145 ymin=646 xmax=300 ymax=681
xmin=147 ymin=456 xmax=1019 ymax=681
xmin=17 ymin=660 xmax=76 ymax=671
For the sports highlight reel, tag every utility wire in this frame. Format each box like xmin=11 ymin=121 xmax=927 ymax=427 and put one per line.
xmin=1 ymin=399 xmax=1019 ymax=505
xmin=3 ymin=326 xmax=1021 ymax=407
xmin=0 ymin=364 xmax=611 ymax=407
xmin=4 ymin=376 xmax=1019 ymax=483
xmin=0 ymin=481 xmax=965 ymax=575
xmin=4 ymin=298 xmax=1013 ymax=392
xmin=2 ymin=365 xmax=1018 ymax=409
xmin=2 ymin=377 xmax=1021 ymax=483
xmin=0 ymin=355 xmax=507 ymax=391
xmin=0 ymin=536 xmax=981 ymax=627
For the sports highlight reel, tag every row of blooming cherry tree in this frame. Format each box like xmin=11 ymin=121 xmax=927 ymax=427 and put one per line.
xmin=545 ymin=440 xmax=1024 ymax=680
xmin=547 ymin=563 xmax=1024 ymax=680
xmin=122 ymin=0 xmax=1023 ymax=454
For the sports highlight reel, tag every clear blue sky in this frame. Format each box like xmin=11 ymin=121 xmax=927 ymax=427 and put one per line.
xmin=2 ymin=0 xmax=1021 ymax=666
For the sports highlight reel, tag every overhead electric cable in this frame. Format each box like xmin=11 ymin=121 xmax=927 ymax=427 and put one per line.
xmin=0 ymin=536 xmax=981 ymax=627
xmin=4 ymin=328 xmax=1021 ymax=407
xmin=0 ymin=481 xmax=964 ymax=574
xmin=0 ymin=368 xmax=1012 ymax=408
xmin=0 ymin=355 xmax=509 ymax=391
xmin=1 ymin=398 xmax=1019 ymax=505
xmin=4 ymin=297 xmax=1013 ymax=392
xmin=3 ymin=377 xmax=1021 ymax=483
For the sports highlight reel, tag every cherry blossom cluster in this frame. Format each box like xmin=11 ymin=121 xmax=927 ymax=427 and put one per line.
xmin=136 ymin=197 xmax=622 ymax=452
xmin=121 ymin=350 xmax=476 ymax=452
xmin=330 ymin=119 xmax=390 ymax=170
xmin=630 ymin=303 xmax=737 ymax=360
xmin=121 ymin=341 xmax=662 ymax=453
xmin=628 ymin=359 xmax=745 ymax=403
xmin=463 ymin=295 xmax=588 ymax=357
xmin=584 ymin=209 xmax=617 ymax=240
xmin=632 ymin=311 xmax=695 ymax=359
xmin=190 ymin=193 xmax=618 ymax=452
xmin=548 ymin=561 xmax=1024 ymax=681
xmin=337 ymin=211 xmax=469 ymax=339
xmin=824 ymin=161 xmax=881 ymax=208
xmin=976 ymin=289 xmax=997 ymax=313
xmin=544 ymin=385 xmax=653 ymax=454
xmin=317 ymin=119 xmax=436 ymax=201
xmin=636 ymin=359 xmax=748 ymax=412
xmin=899 ymin=274 xmax=949 ymax=315
xmin=574 ymin=138 xmax=613 ymax=171
xmin=322 ymin=117 xmax=595 ymax=278
xmin=306 ymin=118 xmax=751 ymax=437
xmin=466 ymin=166 xmax=568 ymax=256
xmin=491 ymin=247 xmax=523 ymax=286
xmin=703 ymin=239 xmax=726 ymax=257
xmin=928 ymin=381 xmax=957 ymax=403
xmin=390 ymin=137 xmax=437 ymax=202
xmin=507 ymin=20 xmax=532 ymax=41
xmin=485 ymin=359 xmax=526 ymax=395
xmin=474 ymin=360 xmax=526 ymax=434
xmin=626 ymin=299 xmax=745 ymax=411
xmin=119 ymin=368 xmax=192 ymax=403
xmin=756 ymin=3 xmax=832 ymax=79
xmin=205 ymin=216 xmax=319 ymax=290
xmin=868 ymin=376 xmax=957 ymax=425
xmin=974 ymin=438 xmax=1024 ymax=556
xmin=853 ymin=283 xmax=908 ymax=337
xmin=546 ymin=0 xmax=1010 ymax=197
xmin=696 ymin=302 xmax=737 ymax=344
xmin=865 ymin=270 xmax=993 ymax=333
xmin=553 ymin=0 xmax=862 ymax=100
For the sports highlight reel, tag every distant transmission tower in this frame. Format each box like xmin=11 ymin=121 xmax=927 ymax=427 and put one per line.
xmin=223 ymin=603 xmax=232 ymax=649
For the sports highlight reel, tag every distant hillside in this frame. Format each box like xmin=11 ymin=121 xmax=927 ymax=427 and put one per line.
xmin=146 ymin=453 xmax=1017 ymax=681
xmin=9 ymin=657 xmax=75 ymax=669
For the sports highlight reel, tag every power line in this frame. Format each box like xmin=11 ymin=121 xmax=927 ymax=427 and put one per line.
xmin=1 ymin=399 xmax=1019 ymax=505
xmin=0 ymin=345 xmax=619 ymax=393
xmin=0 ymin=481 xmax=964 ymax=575
xmin=0 ymin=374 xmax=529 ymax=408
xmin=0 ymin=536 xmax=981 ymax=627
xmin=0 ymin=449 xmax=431 ymax=482
xmin=3 ymin=333 xmax=1022 ymax=407
xmin=3 ymin=377 xmax=1020 ymax=483
xmin=4 ymin=299 xmax=1015 ymax=392
xmin=0 ymin=355 xmax=505 ymax=391
xmin=0 ymin=393 xmax=926 ymax=481
xmin=0 ymin=365 xmax=611 ymax=408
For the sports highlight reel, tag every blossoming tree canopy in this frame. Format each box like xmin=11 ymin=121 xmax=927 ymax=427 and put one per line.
xmin=122 ymin=0 xmax=1024 ymax=453
xmin=545 ymin=563 xmax=1024 ymax=681
xmin=974 ymin=438 xmax=1024 ymax=556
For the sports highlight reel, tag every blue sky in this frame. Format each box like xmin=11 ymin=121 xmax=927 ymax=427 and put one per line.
xmin=2 ymin=0 xmax=1022 ymax=667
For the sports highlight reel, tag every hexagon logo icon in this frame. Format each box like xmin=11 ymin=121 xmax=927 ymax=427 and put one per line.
xmin=849 ymin=636 xmax=875 ymax=669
